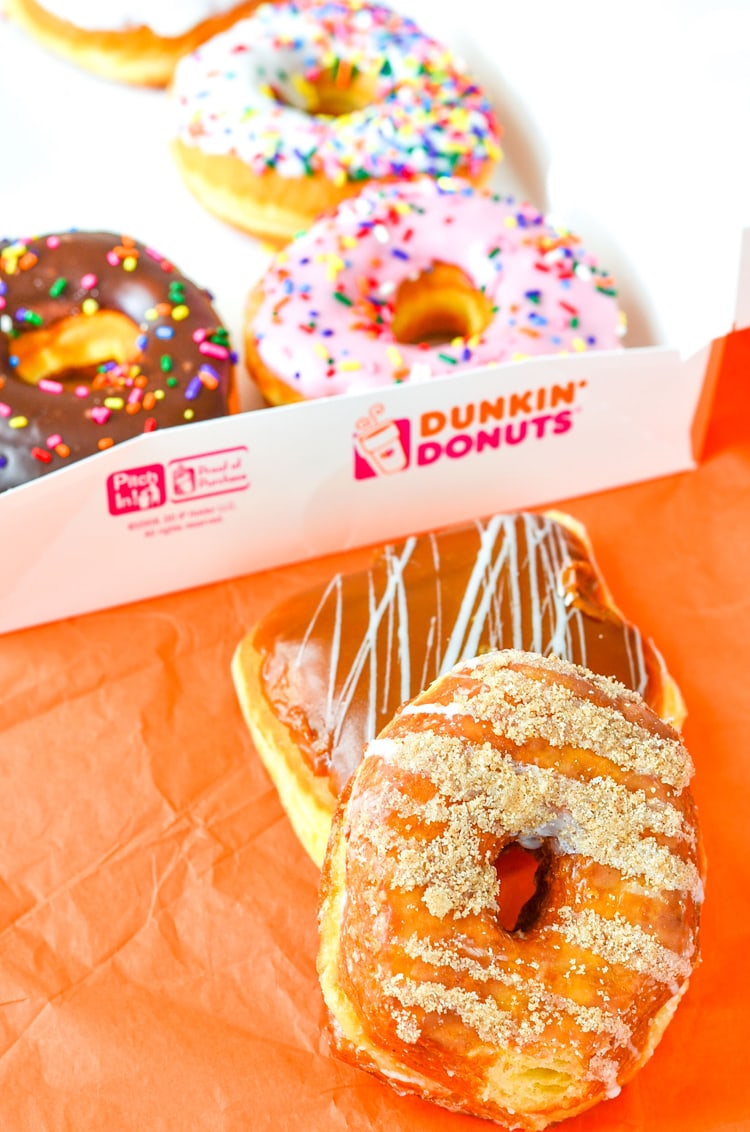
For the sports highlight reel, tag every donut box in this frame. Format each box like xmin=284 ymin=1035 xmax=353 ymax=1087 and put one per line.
xmin=0 ymin=310 xmax=727 ymax=635
xmin=0 ymin=3 xmax=746 ymax=636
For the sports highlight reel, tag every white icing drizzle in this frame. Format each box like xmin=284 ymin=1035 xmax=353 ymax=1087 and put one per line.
xmin=539 ymin=519 xmax=577 ymax=657
xmin=296 ymin=571 xmax=343 ymax=732
xmin=440 ymin=514 xmax=511 ymax=672
xmin=624 ymin=619 xmax=649 ymax=700
xmin=331 ymin=537 xmax=417 ymax=749
xmin=293 ymin=514 xmax=652 ymax=757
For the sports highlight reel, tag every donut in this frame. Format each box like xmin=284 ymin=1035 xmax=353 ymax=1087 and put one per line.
xmin=4 ymin=0 xmax=262 ymax=86
xmin=318 ymin=649 xmax=704 ymax=1129
xmin=243 ymin=178 xmax=625 ymax=406
xmin=170 ymin=0 xmax=501 ymax=245
xmin=232 ymin=511 xmax=683 ymax=866
xmin=0 ymin=231 xmax=236 ymax=492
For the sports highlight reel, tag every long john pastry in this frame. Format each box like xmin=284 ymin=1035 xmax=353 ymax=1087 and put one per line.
xmin=232 ymin=511 xmax=684 ymax=866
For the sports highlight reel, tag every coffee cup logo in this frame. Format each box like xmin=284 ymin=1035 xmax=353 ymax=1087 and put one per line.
xmin=353 ymin=404 xmax=411 ymax=479
xmin=171 ymin=463 xmax=196 ymax=497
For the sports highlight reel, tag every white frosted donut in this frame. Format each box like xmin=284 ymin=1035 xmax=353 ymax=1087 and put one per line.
xmin=244 ymin=178 xmax=626 ymax=405
xmin=5 ymin=0 xmax=261 ymax=85
xmin=171 ymin=0 xmax=501 ymax=243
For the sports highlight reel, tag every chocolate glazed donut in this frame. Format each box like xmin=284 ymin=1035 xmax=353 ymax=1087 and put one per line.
xmin=0 ymin=231 xmax=235 ymax=492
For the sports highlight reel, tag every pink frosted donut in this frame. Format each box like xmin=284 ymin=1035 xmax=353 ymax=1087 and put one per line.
xmin=244 ymin=178 xmax=627 ymax=406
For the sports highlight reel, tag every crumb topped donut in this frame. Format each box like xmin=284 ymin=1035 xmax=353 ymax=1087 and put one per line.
xmin=318 ymin=650 xmax=704 ymax=1130
xmin=244 ymin=178 xmax=625 ymax=405
xmin=5 ymin=0 xmax=262 ymax=86
xmin=171 ymin=0 xmax=502 ymax=244
xmin=0 ymin=231 xmax=235 ymax=492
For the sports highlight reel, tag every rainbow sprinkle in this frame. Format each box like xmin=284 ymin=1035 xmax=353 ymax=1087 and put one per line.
xmin=249 ymin=179 xmax=625 ymax=400
xmin=172 ymin=0 xmax=502 ymax=184
xmin=0 ymin=231 xmax=236 ymax=492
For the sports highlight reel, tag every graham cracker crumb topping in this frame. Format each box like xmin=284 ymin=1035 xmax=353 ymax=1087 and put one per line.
xmin=335 ymin=650 xmax=702 ymax=1078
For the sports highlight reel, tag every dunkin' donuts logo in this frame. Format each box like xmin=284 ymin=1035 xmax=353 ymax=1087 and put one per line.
xmin=353 ymin=380 xmax=584 ymax=479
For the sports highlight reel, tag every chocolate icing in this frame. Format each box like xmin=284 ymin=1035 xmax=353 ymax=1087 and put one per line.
xmin=253 ymin=513 xmax=666 ymax=792
xmin=0 ymin=231 xmax=233 ymax=492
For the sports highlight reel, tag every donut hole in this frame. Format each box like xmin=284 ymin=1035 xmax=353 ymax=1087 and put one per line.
xmin=12 ymin=311 xmax=141 ymax=386
xmin=275 ymin=69 xmax=378 ymax=119
xmin=391 ymin=262 xmax=494 ymax=347
xmin=494 ymin=842 xmax=543 ymax=933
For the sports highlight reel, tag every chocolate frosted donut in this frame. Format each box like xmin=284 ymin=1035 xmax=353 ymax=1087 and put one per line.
xmin=0 ymin=231 xmax=235 ymax=492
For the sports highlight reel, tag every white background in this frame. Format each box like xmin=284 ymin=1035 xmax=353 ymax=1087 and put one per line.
xmin=0 ymin=0 xmax=749 ymax=406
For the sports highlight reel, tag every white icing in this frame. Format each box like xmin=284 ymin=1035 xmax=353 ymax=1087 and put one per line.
xmin=171 ymin=2 xmax=500 ymax=181
xmin=332 ymin=537 xmax=417 ymax=749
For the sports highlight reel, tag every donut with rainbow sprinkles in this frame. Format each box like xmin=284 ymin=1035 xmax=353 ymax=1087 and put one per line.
xmin=171 ymin=0 xmax=502 ymax=244
xmin=244 ymin=178 xmax=626 ymax=406
xmin=0 ymin=231 xmax=235 ymax=492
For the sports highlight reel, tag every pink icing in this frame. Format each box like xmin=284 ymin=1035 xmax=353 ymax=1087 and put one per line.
xmin=249 ymin=178 xmax=626 ymax=400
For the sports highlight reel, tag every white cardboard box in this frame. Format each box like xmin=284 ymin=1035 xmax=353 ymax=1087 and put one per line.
xmin=0 ymin=335 xmax=720 ymax=634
